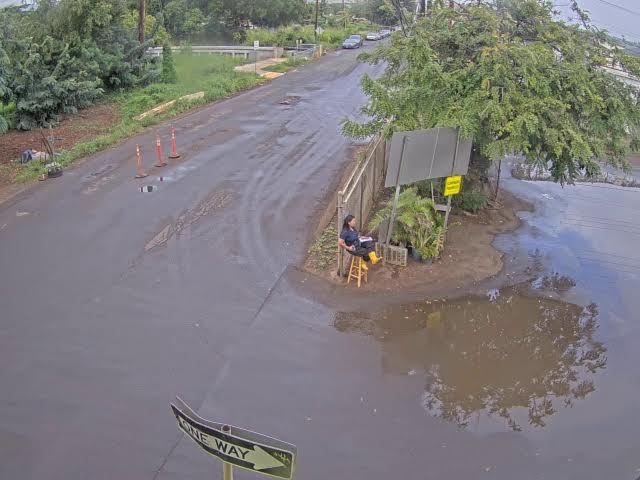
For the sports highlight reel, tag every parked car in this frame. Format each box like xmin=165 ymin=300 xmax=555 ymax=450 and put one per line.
xmin=342 ymin=37 xmax=359 ymax=49
xmin=366 ymin=31 xmax=381 ymax=41
xmin=350 ymin=34 xmax=364 ymax=46
xmin=380 ymin=29 xmax=391 ymax=38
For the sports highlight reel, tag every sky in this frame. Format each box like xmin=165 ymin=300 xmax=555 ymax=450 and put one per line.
xmin=555 ymin=0 xmax=640 ymax=42
xmin=1 ymin=0 xmax=638 ymax=41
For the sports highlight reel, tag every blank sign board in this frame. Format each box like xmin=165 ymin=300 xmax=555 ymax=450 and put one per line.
xmin=384 ymin=128 xmax=472 ymax=188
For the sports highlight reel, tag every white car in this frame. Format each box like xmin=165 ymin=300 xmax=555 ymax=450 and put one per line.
xmin=366 ymin=32 xmax=381 ymax=41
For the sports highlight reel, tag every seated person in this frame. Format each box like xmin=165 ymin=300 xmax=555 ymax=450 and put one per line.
xmin=338 ymin=214 xmax=381 ymax=269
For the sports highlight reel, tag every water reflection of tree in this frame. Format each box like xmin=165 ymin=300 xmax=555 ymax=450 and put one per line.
xmin=381 ymin=292 xmax=607 ymax=431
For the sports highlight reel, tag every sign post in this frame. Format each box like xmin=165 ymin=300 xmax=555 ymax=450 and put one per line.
xmin=443 ymin=133 xmax=461 ymax=234
xmin=385 ymin=135 xmax=407 ymax=245
xmin=253 ymin=40 xmax=259 ymax=74
xmin=170 ymin=397 xmax=297 ymax=480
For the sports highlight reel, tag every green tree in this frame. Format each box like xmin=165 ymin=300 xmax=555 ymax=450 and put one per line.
xmin=343 ymin=0 xmax=640 ymax=184
xmin=123 ymin=10 xmax=169 ymax=45
xmin=368 ymin=0 xmax=399 ymax=25
xmin=0 ymin=42 xmax=10 ymax=133
xmin=336 ymin=9 xmax=351 ymax=29
xmin=8 ymin=37 xmax=103 ymax=130
xmin=161 ymin=43 xmax=177 ymax=83
xmin=163 ymin=0 xmax=187 ymax=37
xmin=183 ymin=8 xmax=207 ymax=36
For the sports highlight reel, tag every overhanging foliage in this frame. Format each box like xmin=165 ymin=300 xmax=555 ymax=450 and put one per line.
xmin=343 ymin=0 xmax=640 ymax=183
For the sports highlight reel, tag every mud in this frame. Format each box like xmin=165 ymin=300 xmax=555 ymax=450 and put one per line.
xmin=306 ymin=188 xmax=534 ymax=297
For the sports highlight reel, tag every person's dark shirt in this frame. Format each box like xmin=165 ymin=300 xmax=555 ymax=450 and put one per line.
xmin=340 ymin=227 xmax=359 ymax=248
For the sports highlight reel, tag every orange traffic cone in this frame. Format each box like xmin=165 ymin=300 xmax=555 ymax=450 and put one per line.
xmin=135 ymin=144 xmax=148 ymax=178
xmin=169 ymin=126 xmax=180 ymax=159
xmin=155 ymin=133 xmax=167 ymax=167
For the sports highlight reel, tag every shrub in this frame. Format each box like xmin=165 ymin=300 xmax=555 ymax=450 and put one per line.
xmin=9 ymin=38 xmax=103 ymax=130
xmin=456 ymin=189 xmax=488 ymax=213
xmin=161 ymin=44 xmax=178 ymax=84
xmin=370 ymin=187 xmax=446 ymax=258
xmin=415 ymin=179 xmax=488 ymax=213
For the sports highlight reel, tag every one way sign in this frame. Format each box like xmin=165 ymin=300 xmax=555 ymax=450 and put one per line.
xmin=170 ymin=397 xmax=297 ymax=479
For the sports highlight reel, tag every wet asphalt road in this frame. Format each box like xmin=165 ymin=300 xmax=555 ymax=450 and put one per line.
xmin=1 ymin=46 xmax=640 ymax=480
xmin=0 ymin=46 xmax=385 ymax=480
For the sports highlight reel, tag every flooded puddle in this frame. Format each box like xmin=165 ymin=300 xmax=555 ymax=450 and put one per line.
xmin=335 ymin=283 xmax=606 ymax=432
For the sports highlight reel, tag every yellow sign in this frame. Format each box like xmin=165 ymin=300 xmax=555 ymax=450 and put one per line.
xmin=444 ymin=176 xmax=462 ymax=196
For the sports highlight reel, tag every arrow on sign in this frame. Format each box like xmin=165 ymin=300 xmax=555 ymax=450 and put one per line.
xmin=246 ymin=445 xmax=285 ymax=471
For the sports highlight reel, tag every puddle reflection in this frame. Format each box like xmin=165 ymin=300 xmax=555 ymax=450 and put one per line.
xmin=335 ymin=285 xmax=607 ymax=431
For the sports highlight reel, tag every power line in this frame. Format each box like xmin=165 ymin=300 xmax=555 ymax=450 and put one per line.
xmin=593 ymin=0 xmax=640 ymax=17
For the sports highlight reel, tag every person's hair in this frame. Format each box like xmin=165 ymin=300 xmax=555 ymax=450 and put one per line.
xmin=342 ymin=214 xmax=355 ymax=230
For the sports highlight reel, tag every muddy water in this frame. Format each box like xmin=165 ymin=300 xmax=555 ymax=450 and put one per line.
xmin=335 ymin=282 xmax=606 ymax=433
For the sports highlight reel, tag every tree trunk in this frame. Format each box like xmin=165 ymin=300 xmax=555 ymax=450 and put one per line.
xmin=494 ymin=158 xmax=502 ymax=200
xmin=138 ymin=0 xmax=146 ymax=44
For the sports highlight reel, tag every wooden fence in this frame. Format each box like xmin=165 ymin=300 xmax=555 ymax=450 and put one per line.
xmin=337 ymin=136 xmax=389 ymax=277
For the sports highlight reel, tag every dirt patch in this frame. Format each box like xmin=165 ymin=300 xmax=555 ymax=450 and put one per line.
xmin=0 ymin=103 xmax=121 ymax=204
xmin=304 ymin=188 xmax=533 ymax=295
xmin=0 ymin=103 xmax=121 ymax=166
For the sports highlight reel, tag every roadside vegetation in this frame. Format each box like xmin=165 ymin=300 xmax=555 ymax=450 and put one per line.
xmin=0 ymin=0 xmax=402 ymax=186
xmin=245 ymin=23 xmax=379 ymax=49
xmin=14 ymin=53 xmax=260 ymax=182
xmin=344 ymin=0 xmax=640 ymax=189
xmin=262 ymin=57 xmax=308 ymax=73
xmin=346 ymin=0 xmax=640 ymax=260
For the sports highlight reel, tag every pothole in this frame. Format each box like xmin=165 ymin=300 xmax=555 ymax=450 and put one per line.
xmin=278 ymin=96 xmax=301 ymax=106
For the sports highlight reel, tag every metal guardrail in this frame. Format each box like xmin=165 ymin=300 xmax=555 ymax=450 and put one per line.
xmin=148 ymin=45 xmax=283 ymax=59
xmin=285 ymin=44 xmax=317 ymax=58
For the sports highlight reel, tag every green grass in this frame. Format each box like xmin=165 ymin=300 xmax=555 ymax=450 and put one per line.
xmin=13 ymin=54 xmax=262 ymax=182
xmin=307 ymin=224 xmax=338 ymax=271
xmin=263 ymin=57 xmax=308 ymax=73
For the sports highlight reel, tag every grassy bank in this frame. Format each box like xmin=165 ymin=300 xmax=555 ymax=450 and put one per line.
xmin=263 ymin=56 xmax=308 ymax=73
xmin=13 ymin=53 xmax=261 ymax=182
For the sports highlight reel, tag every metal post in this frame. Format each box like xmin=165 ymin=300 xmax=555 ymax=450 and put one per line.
xmin=385 ymin=136 xmax=407 ymax=245
xmin=443 ymin=130 xmax=460 ymax=236
xmin=359 ymin=177 xmax=364 ymax=230
xmin=223 ymin=462 xmax=233 ymax=480
xmin=443 ymin=195 xmax=452 ymax=231
xmin=221 ymin=425 xmax=234 ymax=480
xmin=337 ymin=191 xmax=345 ymax=277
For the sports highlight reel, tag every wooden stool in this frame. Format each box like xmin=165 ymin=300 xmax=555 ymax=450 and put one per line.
xmin=347 ymin=255 xmax=367 ymax=288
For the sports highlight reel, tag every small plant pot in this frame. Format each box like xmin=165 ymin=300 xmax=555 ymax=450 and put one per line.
xmin=411 ymin=249 xmax=422 ymax=261
xmin=421 ymin=257 xmax=433 ymax=265
xmin=47 ymin=170 xmax=63 ymax=178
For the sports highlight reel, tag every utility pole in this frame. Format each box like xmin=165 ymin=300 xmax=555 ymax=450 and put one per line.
xmin=138 ymin=0 xmax=145 ymax=44
xmin=342 ymin=0 xmax=346 ymax=28
xmin=314 ymin=0 xmax=320 ymax=42
xmin=419 ymin=0 xmax=426 ymax=16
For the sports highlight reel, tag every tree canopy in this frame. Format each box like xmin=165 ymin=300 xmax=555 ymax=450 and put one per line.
xmin=343 ymin=0 xmax=640 ymax=183
xmin=0 ymin=0 xmax=313 ymax=131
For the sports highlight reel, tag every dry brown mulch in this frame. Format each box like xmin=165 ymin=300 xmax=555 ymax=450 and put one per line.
xmin=0 ymin=103 xmax=121 ymax=166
